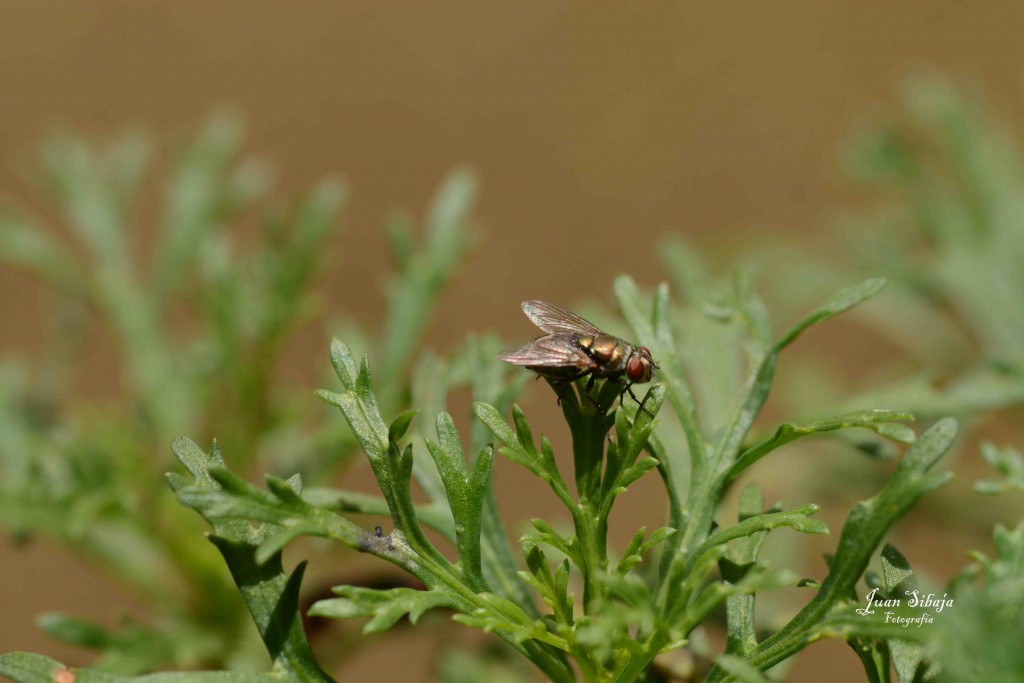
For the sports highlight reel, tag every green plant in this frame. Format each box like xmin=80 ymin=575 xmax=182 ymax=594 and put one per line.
xmin=935 ymin=520 xmax=1024 ymax=683
xmin=733 ymin=72 xmax=1024 ymax=422
xmin=3 ymin=263 xmax=975 ymax=682
xmin=4 ymin=77 xmax=1022 ymax=683
xmin=0 ymin=110 xmax=479 ymax=673
xmin=696 ymin=72 xmax=1024 ymax=583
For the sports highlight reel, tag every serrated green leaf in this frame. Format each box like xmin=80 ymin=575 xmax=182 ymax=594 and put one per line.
xmin=265 ymin=475 xmax=303 ymax=505
xmin=524 ymin=519 xmax=577 ymax=561
xmin=974 ymin=442 xmax=1024 ymax=495
xmin=702 ymin=504 xmax=829 ymax=555
xmin=512 ymin=405 xmax=537 ymax=456
xmin=255 ymin=523 xmax=322 ymax=565
xmin=473 ymin=402 xmax=521 ymax=453
xmin=328 ymin=338 xmax=358 ymax=389
xmin=168 ymin=440 xmax=339 ymax=680
xmin=709 ymin=419 xmax=957 ymax=679
xmin=469 ymin=445 xmax=494 ymax=498
xmin=642 ymin=527 xmax=676 ymax=553
xmin=617 ymin=526 xmax=675 ymax=576
xmin=729 ymin=409 xmax=915 ymax=481
xmin=880 ymin=544 xmax=916 ymax=593
xmin=310 ymin=586 xmax=455 ymax=633
xmin=614 ymin=457 xmax=660 ymax=492
xmin=451 ymin=593 xmax=568 ymax=651
xmin=776 ymin=278 xmax=888 ymax=351
xmin=389 ymin=410 xmax=418 ymax=443
xmin=170 ymin=436 xmax=222 ymax=484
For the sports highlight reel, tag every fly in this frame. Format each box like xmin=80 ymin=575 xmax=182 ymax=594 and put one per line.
xmin=498 ymin=300 xmax=658 ymax=416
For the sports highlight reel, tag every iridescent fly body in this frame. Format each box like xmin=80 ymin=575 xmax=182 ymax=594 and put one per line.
xmin=498 ymin=301 xmax=658 ymax=414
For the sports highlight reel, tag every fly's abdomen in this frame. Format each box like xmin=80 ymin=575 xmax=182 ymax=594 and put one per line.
xmin=529 ymin=364 xmax=588 ymax=380
xmin=575 ymin=334 xmax=629 ymax=377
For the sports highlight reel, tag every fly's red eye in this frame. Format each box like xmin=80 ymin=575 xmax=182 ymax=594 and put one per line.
xmin=627 ymin=356 xmax=645 ymax=382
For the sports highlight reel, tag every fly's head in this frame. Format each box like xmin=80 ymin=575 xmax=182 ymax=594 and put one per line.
xmin=626 ymin=345 xmax=657 ymax=384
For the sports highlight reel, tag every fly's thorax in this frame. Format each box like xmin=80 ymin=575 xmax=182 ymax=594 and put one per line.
xmin=574 ymin=333 xmax=629 ymax=376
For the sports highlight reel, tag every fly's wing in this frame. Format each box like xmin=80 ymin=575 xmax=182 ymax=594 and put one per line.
xmin=521 ymin=300 xmax=604 ymax=336
xmin=497 ymin=335 xmax=597 ymax=368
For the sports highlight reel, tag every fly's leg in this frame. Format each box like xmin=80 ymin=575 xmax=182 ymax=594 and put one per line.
xmin=549 ymin=370 xmax=591 ymax=406
xmin=626 ymin=383 xmax=655 ymax=418
xmin=581 ymin=373 xmax=603 ymax=411
xmin=579 ymin=372 xmax=618 ymax=413
xmin=555 ymin=372 xmax=602 ymax=411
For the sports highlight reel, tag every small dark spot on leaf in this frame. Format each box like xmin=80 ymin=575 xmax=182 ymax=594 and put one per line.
xmin=359 ymin=526 xmax=396 ymax=554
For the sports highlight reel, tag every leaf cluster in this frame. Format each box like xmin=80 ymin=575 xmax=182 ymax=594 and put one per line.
xmin=4 ymin=80 xmax=1022 ymax=682
xmin=0 ymin=111 xmax=480 ymax=673
xmin=727 ymin=72 xmax=1024 ymax=430
xmin=3 ymin=264 xmax=968 ymax=683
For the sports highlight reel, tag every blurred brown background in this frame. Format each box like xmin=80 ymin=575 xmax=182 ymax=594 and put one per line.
xmin=3 ymin=2 xmax=1024 ymax=681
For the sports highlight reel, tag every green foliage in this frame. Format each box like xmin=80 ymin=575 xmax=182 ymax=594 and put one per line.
xmin=6 ymin=261 xmax=972 ymax=682
xmin=167 ymin=438 xmax=331 ymax=681
xmin=0 ymin=111 xmax=480 ymax=673
xmin=734 ymin=72 xmax=1024 ymax=427
xmin=974 ymin=442 xmax=1024 ymax=495
xmin=3 ymin=77 xmax=1021 ymax=683
xmin=842 ymin=73 xmax=1024 ymax=375
xmin=0 ymin=652 xmax=280 ymax=683
xmin=6 ymin=251 xmax=980 ymax=682
xmin=726 ymin=409 xmax=916 ymax=483
xmin=937 ymin=522 xmax=1024 ymax=683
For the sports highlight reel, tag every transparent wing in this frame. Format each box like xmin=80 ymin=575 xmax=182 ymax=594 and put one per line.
xmin=521 ymin=300 xmax=604 ymax=336
xmin=497 ymin=335 xmax=597 ymax=368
